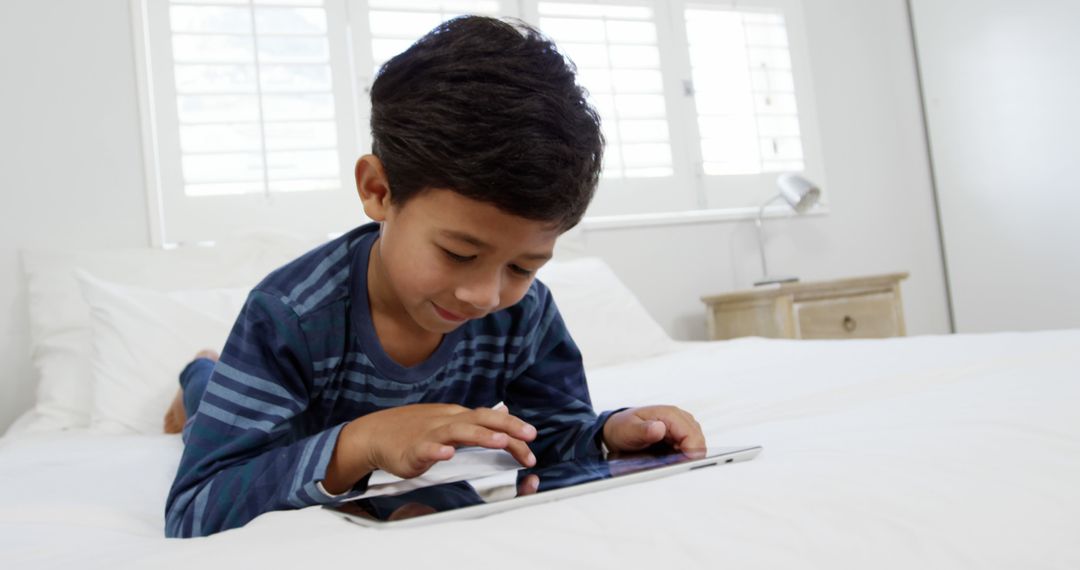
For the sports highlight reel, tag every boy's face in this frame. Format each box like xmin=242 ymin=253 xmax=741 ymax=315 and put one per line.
xmin=371 ymin=187 xmax=560 ymax=335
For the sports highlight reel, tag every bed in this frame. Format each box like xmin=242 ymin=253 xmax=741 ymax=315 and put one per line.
xmin=3 ymin=237 xmax=1079 ymax=569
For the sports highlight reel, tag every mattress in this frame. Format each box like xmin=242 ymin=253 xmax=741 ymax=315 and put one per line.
xmin=2 ymin=330 xmax=1078 ymax=569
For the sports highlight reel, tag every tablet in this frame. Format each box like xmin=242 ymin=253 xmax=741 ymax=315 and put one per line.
xmin=324 ymin=445 xmax=762 ymax=529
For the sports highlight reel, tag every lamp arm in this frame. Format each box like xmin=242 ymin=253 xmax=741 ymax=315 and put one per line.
xmin=756 ymin=194 xmax=783 ymax=280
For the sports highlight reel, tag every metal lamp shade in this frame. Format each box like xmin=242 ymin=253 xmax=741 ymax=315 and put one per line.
xmin=777 ymin=173 xmax=821 ymax=214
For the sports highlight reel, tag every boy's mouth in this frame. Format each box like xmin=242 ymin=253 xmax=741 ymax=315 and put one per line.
xmin=433 ymin=303 xmax=469 ymax=322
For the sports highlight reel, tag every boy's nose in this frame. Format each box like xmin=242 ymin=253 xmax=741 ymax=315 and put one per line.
xmin=455 ymin=271 xmax=501 ymax=313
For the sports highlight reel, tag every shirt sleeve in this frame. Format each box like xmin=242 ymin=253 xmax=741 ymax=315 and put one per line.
xmin=502 ymin=285 xmax=623 ymax=466
xmin=164 ymin=290 xmax=368 ymax=538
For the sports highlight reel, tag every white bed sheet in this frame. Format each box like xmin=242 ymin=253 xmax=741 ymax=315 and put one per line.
xmin=2 ymin=330 xmax=1079 ymax=569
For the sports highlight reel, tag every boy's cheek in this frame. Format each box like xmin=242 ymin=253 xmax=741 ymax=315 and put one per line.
xmin=391 ymin=257 xmax=444 ymax=297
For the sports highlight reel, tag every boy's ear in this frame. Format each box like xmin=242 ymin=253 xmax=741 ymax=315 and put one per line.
xmin=355 ymin=154 xmax=392 ymax=222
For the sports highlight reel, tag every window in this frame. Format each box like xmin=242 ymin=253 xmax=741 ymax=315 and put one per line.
xmin=168 ymin=1 xmax=341 ymax=197
xmin=537 ymin=2 xmax=673 ymax=179
xmin=687 ymin=6 xmax=804 ymax=176
xmin=678 ymin=0 xmax=825 ymax=215
xmin=366 ymin=1 xmax=507 ymax=72
xmin=133 ymin=0 xmax=822 ymax=244
xmin=138 ymin=0 xmax=363 ymax=244
xmin=352 ymin=1 xmax=517 ymax=153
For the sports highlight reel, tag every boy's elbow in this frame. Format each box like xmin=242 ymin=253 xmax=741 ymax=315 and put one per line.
xmin=164 ymin=505 xmax=218 ymax=538
xmin=165 ymin=481 xmax=259 ymax=538
xmin=164 ymin=507 xmax=191 ymax=538
xmin=164 ymin=483 xmax=215 ymax=538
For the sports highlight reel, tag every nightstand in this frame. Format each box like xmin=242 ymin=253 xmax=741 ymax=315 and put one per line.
xmin=701 ymin=273 xmax=909 ymax=340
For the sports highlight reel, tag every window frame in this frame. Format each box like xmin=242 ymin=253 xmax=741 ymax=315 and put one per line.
xmin=524 ymin=0 xmax=700 ymax=218
xmin=349 ymin=0 xmax=523 ymax=154
xmin=131 ymin=0 xmax=826 ymax=246
xmin=134 ymin=0 xmax=367 ymax=246
xmin=679 ymin=0 xmax=826 ymax=213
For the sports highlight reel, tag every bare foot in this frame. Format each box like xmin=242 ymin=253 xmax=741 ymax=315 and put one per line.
xmin=164 ymin=389 xmax=186 ymax=434
xmin=163 ymin=349 xmax=220 ymax=434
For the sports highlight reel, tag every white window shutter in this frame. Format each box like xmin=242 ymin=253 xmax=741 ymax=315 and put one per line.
xmin=686 ymin=6 xmax=803 ymax=176
xmin=143 ymin=0 xmax=363 ymax=244
xmin=538 ymin=1 xmax=674 ymax=180
xmin=134 ymin=0 xmax=826 ymax=239
xmin=365 ymin=1 xmax=508 ymax=72
xmin=679 ymin=0 xmax=827 ymax=212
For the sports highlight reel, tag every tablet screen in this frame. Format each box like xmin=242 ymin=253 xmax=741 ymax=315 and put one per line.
xmin=326 ymin=448 xmax=726 ymax=525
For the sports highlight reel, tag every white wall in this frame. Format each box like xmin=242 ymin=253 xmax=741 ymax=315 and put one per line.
xmin=581 ymin=0 xmax=952 ymax=341
xmin=0 ymin=0 xmax=951 ymax=431
xmin=910 ymin=0 xmax=1080 ymax=333
xmin=0 ymin=0 xmax=151 ymax=432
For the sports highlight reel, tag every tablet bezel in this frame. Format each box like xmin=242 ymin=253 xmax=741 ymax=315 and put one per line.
xmin=323 ymin=445 xmax=762 ymax=529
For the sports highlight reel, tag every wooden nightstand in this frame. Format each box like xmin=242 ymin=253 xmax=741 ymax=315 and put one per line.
xmin=701 ymin=273 xmax=909 ymax=340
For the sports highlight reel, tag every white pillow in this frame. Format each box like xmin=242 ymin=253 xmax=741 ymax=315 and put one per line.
xmin=75 ymin=258 xmax=671 ymax=433
xmin=77 ymin=272 xmax=249 ymax=434
xmin=74 ymin=257 xmax=664 ymax=434
xmin=538 ymin=257 xmax=675 ymax=369
xmin=19 ymin=233 xmax=318 ymax=432
xmin=18 ymin=240 xmax=665 ymax=434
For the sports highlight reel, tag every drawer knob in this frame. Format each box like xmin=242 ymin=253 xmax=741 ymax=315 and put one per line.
xmin=842 ymin=315 xmax=857 ymax=332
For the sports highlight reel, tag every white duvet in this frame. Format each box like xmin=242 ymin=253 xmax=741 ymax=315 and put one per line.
xmin=2 ymin=330 xmax=1079 ymax=569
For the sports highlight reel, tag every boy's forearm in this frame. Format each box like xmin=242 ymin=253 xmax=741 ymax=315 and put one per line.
xmin=167 ymin=422 xmax=349 ymax=537
xmin=322 ymin=418 xmax=376 ymax=495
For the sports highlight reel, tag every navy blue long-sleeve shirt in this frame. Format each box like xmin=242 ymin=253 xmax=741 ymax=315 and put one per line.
xmin=165 ymin=223 xmax=615 ymax=537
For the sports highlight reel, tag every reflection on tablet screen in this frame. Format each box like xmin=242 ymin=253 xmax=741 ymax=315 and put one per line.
xmin=332 ymin=450 xmax=701 ymax=524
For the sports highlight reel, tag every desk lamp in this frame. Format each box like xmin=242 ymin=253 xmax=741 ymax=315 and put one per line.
xmin=754 ymin=173 xmax=821 ymax=286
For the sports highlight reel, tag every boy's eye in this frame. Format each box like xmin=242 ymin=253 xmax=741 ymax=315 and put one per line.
xmin=440 ymin=246 xmax=533 ymax=277
xmin=509 ymin=264 xmax=533 ymax=277
xmin=441 ymin=248 xmax=475 ymax=263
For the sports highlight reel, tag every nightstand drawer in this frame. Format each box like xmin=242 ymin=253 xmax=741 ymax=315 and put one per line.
xmin=794 ymin=293 xmax=902 ymax=339
xmin=701 ymin=273 xmax=908 ymax=340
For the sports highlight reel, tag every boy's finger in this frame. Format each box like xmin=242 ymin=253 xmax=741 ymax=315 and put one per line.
xmin=388 ymin=502 xmax=437 ymax=521
xmin=503 ymin=437 xmax=537 ymax=468
xmin=417 ymin=441 xmax=455 ymax=463
xmin=635 ymin=419 xmax=666 ymax=446
xmin=517 ymin=474 xmax=540 ymax=496
xmin=436 ymin=422 xmax=531 ymax=453
xmin=402 ymin=442 xmax=453 ymax=477
xmin=468 ymin=408 xmax=537 ymax=442
xmin=659 ymin=416 xmax=690 ymax=444
xmin=679 ymin=431 xmax=708 ymax=454
xmin=434 ymin=420 xmax=535 ymax=467
xmin=661 ymin=416 xmax=706 ymax=453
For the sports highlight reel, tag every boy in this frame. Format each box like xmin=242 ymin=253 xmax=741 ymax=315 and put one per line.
xmin=165 ymin=16 xmax=705 ymax=538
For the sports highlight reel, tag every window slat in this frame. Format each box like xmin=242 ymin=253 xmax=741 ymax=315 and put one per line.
xmin=366 ymin=1 xmax=503 ymax=71
xmin=686 ymin=6 xmax=805 ymax=176
xmin=144 ymin=0 xmax=821 ymax=238
xmin=540 ymin=2 xmax=673 ymax=180
xmin=168 ymin=0 xmax=340 ymax=197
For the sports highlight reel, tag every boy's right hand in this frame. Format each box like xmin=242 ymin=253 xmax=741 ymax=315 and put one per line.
xmin=325 ymin=404 xmax=537 ymax=493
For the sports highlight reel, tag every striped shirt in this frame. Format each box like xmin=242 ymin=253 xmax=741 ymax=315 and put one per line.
xmin=164 ymin=222 xmax=616 ymax=538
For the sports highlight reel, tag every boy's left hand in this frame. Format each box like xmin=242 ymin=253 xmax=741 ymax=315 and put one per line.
xmin=601 ymin=405 xmax=706 ymax=456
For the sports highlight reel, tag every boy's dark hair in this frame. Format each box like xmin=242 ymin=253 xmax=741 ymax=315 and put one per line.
xmin=369 ymin=16 xmax=604 ymax=231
